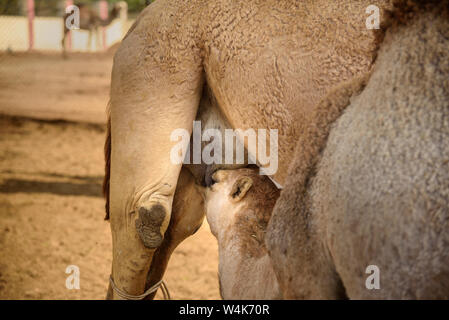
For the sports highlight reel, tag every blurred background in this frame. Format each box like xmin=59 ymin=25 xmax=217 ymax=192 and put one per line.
xmin=0 ymin=0 xmax=219 ymax=299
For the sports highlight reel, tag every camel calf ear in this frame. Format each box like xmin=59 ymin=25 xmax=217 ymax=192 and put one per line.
xmin=229 ymin=177 xmax=253 ymax=202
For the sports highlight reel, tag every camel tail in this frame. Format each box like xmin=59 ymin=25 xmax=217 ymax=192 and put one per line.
xmin=103 ymin=103 xmax=111 ymax=220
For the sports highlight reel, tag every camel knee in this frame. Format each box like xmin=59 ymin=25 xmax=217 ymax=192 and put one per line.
xmin=135 ymin=204 xmax=168 ymax=249
xmin=110 ymin=181 xmax=175 ymax=251
xmin=125 ymin=186 xmax=175 ymax=250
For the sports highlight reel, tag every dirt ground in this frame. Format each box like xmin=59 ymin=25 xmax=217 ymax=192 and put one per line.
xmin=0 ymin=52 xmax=220 ymax=300
xmin=0 ymin=52 xmax=112 ymax=124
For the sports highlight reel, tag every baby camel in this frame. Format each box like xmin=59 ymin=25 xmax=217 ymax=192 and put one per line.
xmin=204 ymin=168 xmax=281 ymax=299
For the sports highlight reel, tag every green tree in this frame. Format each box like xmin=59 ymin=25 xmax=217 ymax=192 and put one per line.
xmin=0 ymin=0 xmax=20 ymax=15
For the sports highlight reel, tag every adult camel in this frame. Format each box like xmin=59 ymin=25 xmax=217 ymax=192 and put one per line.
xmin=104 ymin=0 xmax=449 ymax=299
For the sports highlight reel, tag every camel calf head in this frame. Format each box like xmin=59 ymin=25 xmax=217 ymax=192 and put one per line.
xmin=205 ymin=168 xmax=282 ymax=299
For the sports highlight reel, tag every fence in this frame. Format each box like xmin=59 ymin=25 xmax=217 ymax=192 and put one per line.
xmin=0 ymin=0 xmax=133 ymax=52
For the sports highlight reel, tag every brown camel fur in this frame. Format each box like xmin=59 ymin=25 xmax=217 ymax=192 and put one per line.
xmin=104 ymin=0 xmax=448 ymax=299
xmin=266 ymin=1 xmax=449 ymax=299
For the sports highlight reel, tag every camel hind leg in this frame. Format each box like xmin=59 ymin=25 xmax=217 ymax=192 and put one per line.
xmin=107 ymin=5 xmax=203 ymax=299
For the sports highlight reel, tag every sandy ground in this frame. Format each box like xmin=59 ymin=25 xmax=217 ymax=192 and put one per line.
xmin=0 ymin=52 xmax=220 ymax=300
xmin=0 ymin=52 xmax=111 ymax=124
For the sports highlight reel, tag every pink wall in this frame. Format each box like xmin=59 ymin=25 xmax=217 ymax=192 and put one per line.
xmin=66 ymin=0 xmax=74 ymax=50
xmin=27 ymin=0 xmax=34 ymax=50
xmin=99 ymin=0 xmax=108 ymax=50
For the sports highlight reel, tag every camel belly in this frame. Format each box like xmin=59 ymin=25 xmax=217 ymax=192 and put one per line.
xmin=185 ymin=85 xmax=283 ymax=188
xmin=200 ymin=0 xmax=382 ymax=183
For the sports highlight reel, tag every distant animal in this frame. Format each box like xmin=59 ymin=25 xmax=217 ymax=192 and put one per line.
xmin=62 ymin=2 xmax=121 ymax=56
xmin=204 ymin=168 xmax=281 ymax=299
